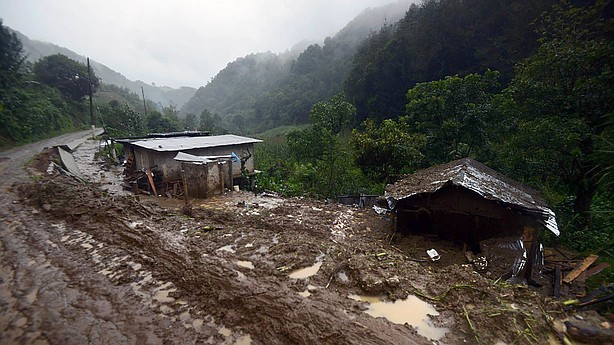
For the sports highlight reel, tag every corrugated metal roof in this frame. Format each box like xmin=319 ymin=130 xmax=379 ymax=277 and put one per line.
xmin=173 ymin=152 xmax=231 ymax=163
xmin=123 ymin=134 xmax=262 ymax=152
xmin=385 ymin=158 xmax=559 ymax=236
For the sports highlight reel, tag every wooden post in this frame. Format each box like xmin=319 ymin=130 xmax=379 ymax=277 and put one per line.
xmin=203 ymin=162 xmax=209 ymax=198
xmin=219 ymin=162 xmax=224 ymax=195
xmin=146 ymin=168 xmax=158 ymax=196
xmin=228 ymin=159 xmax=233 ymax=190
xmin=553 ymin=265 xmax=561 ymax=298
xmin=87 ymin=57 xmax=94 ymax=128
xmin=141 ymin=86 xmax=148 ymax=117
xmin=523 ymin=226 xmax=538 ymax=282
xmin=181 ymin=164 xmax=189 ymax=203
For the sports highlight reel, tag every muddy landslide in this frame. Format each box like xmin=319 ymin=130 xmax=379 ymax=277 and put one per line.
xmin=0 ymin=132 xmax=567 ymax=345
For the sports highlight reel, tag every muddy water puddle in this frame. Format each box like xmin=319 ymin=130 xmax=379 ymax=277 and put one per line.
xmin=236 ymin=260 xmax=254 ymax=269
xmin=289 ymin=262 xmax=322 ymax=279
xmin=289 ymin=254 xmax=324 ymax=279
xmin=218 ymin=245 xmax=236 ymax=253
xmin=349 ymin=294 xmax=448 ymax=341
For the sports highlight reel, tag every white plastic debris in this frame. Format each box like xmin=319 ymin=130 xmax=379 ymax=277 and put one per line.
xmin=372 ymin=205 xmax=388 ymax=215
xmin=427 ymin=249 xmax=440 ymax=261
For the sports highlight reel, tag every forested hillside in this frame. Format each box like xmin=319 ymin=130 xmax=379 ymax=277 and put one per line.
xmin=14 ymin=30 xmax=196 ymax=108
xmin=1 ymin=0 xmax=612 ymax=276
xmin=181 ymin=1 xmax=412 ymax=133
xmin=345 ymin=0 xmax=560 ymax=122
xmin=0 ymin=25 xmax=96 ymax=146
xmin=253 ymin=0 xmax=613 ymax=281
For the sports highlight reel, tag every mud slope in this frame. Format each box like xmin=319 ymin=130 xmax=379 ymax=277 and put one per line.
xmin=1 ymin=133 xmax=568 ymax=344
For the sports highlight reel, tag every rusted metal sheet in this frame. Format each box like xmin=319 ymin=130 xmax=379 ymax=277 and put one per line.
xmin=385 ymin=158 xmax=559 ymax=235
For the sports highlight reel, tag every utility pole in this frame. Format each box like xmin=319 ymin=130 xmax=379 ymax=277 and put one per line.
xmin=141 ymin=86 xmax=148 ymax=117
xmin=87 ymin=57 xmax=95 ymax=138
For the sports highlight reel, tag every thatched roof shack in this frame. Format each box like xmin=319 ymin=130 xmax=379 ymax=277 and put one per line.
xmin=385 ymin=158 xmax=558 ymax=251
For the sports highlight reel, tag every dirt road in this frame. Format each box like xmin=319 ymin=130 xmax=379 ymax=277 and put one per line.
xmin=1 ymin=130 xmax=190 ymax=344
xmin=0 ymin=131 xmax=564 ymax=344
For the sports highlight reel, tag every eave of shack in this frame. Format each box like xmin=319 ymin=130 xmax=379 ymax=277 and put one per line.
xmin=385 ymin=158 xmax=559 ymax=236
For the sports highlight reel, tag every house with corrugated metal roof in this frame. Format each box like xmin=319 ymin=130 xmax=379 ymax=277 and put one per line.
xmin=118 ymin=134 xmax=262 ymax=197
xmin=385 ymin=158 xmax=560 ymax=282
xmin=385 ymin=158 xmax=559 ymax=251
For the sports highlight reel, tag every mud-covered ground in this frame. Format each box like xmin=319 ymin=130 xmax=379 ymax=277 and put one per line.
xmin=0 ymin=134 xmax=605 ymax=345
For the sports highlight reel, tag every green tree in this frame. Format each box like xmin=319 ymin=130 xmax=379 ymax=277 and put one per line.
xmin=286 ymin=93 xmax=359 ymax=197
xmin=199 ymin=109 xmax=224 ymax=134
xmin=0 ymin=22 xmax=76 ymax=146
xmin=33 ymin=54 xmax=99 ymax=101
xmin=352 ymin=117 xmax=425 ymax=182
xmin=145 ymin=110 xmax=180 ymax=133
xmin=497 ymin=0 xmax=613 ymax=218
xmin=287 ymin=93 xmax=355 ymax=162
xmin=405 ymin=70 xmax=502 ymax=165
xmin=99 ymin=102 xmax=144 ymax=138
xmin=182 ymin=113 xmax=197 ymax=130
xmin=0 ymin=20 xmax=27 ymax=145
xmin=0 ymin=19 xmax=25 ymax=89
xmin=345 ymin=0 xmax=554 ymax=120
xmin=287 ymin=125 xmax=332 ymax=163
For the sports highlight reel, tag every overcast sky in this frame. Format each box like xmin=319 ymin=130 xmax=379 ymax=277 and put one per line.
xmin=1 ymin=0 xmax=404 ymax=88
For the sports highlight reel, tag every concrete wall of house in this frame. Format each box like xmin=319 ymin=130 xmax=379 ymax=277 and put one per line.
xmin=129 ymin=143 xmax=255 ymax=181
xmin=181 ymin=161 xmax=230 ymax=198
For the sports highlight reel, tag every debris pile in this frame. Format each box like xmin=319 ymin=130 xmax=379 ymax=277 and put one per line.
xmin=11 ymin=150 xmax=612 ymax=345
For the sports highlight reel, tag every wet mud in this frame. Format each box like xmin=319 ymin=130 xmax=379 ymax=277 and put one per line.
xmin=1 ymin=134 xmax=576 ymax=344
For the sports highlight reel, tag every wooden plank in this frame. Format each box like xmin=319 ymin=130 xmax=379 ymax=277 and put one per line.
xmin=146 ymin=168 xmax=158 ymax=196
xmin=586 ymin=262 xmax=610 ymax=278
xmin=563 ymin=254 xmax=598 ymax=284
xmin=554 ymin=265 xmax=561 ymax=297
xmin=523 ymin=227 xmax=537 ymax=281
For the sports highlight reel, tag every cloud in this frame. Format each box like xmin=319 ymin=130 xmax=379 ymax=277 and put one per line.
xmin=0 ymin=0 xmax=405 ymax=88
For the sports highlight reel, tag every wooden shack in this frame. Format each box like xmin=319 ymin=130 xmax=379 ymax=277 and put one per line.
xmin=385 ymin=158 xmax=559 ymax=252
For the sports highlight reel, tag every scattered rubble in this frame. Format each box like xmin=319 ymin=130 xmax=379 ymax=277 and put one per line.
xmin=2 ymin=137 xmax=612 ymax=344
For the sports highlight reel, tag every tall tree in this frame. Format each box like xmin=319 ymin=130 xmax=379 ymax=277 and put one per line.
xmin=182 ymin=113 xmax=197 ymax=130
xmin=286 ymin=93 xmax=359 ymax=197
xmin=352 ymin=117 xmax=425 ymax=182
xmin=199 ymin=109 xmax=224 ymax=134
xmin=405 ymin=70 xmax=502 ymax=165
xmin=345 ymin=0 xmax=555 ymax=120
xmin=0 ymin=20 xmax=25 ymax=89
xmin=33 ymin=54 xmax=99 ymax=101
xmin=145 ymin=110 xmax=180 ymax=133
xmin=99 ymin=102 xmax=144 ymax=138
xmin=497 ymin=0 xmax=613 ymax=220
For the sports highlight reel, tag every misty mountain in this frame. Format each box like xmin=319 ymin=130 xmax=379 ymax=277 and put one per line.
xmin=344 ymin=0 xmax=558 ymax=122
xmin=13 ymin=30 xmax=196 ymax=108
xmin=181 ymin=0 xmax=413 ymax=133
